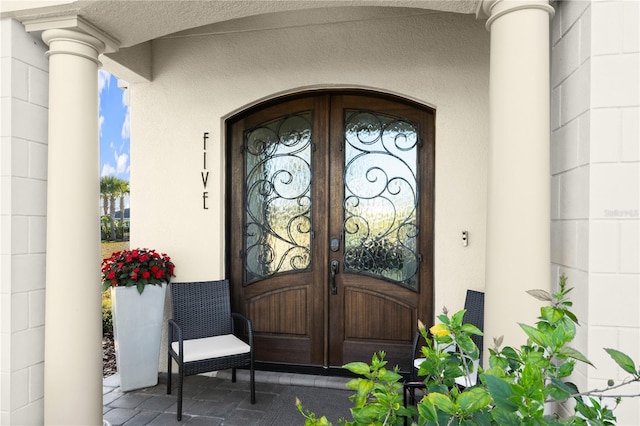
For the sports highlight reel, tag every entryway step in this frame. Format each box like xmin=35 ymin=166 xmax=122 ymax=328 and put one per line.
xmin=214 ymin=369 xmax=351 ymax=390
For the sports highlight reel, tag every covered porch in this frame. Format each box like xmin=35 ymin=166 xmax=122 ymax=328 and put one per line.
xmin=1 ymin=0 xmax=638 ymax=424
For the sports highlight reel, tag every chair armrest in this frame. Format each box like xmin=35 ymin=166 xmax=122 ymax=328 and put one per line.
xmin=231 ymin=313 xmax=253 ymax=347
xmin=168 ymin=319 xmax=184 ymax=362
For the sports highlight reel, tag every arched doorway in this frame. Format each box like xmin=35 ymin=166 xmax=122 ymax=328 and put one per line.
xmin=227 ymin=90 xmax=435 ymax=370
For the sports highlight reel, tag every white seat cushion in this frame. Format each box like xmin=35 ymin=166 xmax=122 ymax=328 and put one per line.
xmin=172 ymin=334 xmax=250 ymax=363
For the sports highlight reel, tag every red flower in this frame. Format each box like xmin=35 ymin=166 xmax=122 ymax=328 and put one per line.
xmin=101 ymin=247 xmax=176 ymax=293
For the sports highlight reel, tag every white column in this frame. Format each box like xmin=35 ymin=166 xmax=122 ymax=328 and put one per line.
xmin=41 ymin=28 xmax=105 ymax=425
xmin=481 ymin=0 xmax=555 ymax=356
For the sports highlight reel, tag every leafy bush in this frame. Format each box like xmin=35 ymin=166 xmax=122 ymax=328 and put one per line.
xmin=298 ymin=276 xmax=640 ymax=425
xmin=102 ymin=291 xmax=113 ymax=336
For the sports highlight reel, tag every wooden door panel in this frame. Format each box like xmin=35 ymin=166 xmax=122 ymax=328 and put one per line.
xmin=254 ymin=336 xmax=313 ymax=364
xmin=246 ymin=286 xmax=308 ymax=335
xmin=343 ymin=288 xmax=415 ymax=342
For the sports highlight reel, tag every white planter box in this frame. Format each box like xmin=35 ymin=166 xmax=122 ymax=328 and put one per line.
xmin=111 ymin=283 xmax=167 ymax=391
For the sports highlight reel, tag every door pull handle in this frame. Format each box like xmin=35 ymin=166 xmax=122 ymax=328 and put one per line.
xmin=330 ymin=260 xmax=339 ymax=295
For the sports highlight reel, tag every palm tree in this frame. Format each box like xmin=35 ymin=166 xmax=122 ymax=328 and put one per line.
xmin=100 ymin=176 xmax=113 ymax=217
xmin=100 ymin=176 xmax=120 ymax=241
xmin=117 ymin=180 xmax=130 ymax=241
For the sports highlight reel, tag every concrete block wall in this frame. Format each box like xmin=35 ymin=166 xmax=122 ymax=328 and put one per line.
xmin=551 ymin=1 xmax=639 ymax=423
xmin=0 ymin=18 xmax=48 ymax=426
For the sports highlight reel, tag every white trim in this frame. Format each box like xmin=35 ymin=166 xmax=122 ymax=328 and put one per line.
xmin=45 ymin=49 xmax=102 ymax=66
xmin=23 ymin=15 xmax=119 ymax=53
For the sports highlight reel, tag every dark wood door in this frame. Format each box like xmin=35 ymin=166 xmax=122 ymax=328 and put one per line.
xmin=228 ymin=91 xmax=434 ymax=370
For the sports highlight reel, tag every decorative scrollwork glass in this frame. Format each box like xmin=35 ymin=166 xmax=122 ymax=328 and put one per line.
xmin=343 ymin=110 xmax=419 ymax=289
xmin=244 ymin=113 xmax=312 ymax=284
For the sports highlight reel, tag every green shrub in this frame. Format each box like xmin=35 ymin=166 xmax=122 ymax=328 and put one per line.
xmin=298 ymin=276 xmax=640 ymax=425
xmin=102 ymin=290 xmax=113 ymax=336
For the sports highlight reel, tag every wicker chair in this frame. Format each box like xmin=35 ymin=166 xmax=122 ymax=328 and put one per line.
xmin=167 ymin=280 xmax=255 ymax=420
xmin=403 ymin=290 xmax=485 ymax=411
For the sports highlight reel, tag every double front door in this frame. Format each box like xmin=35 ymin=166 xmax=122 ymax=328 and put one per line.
xmin=228 ymin=92 xmax=434 ymax=370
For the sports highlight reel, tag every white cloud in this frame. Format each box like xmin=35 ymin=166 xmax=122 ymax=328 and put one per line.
xmin=115 ymin=152 xmax=130 ymax=175
xmin=101 ymin=163 xmax=117 ymax=177
xmin=121 ymin=107 xmax=130 ymax=140
xmin=98 ymin=69 xmax=111 ymax=94
xmin=99 ymin=115 xmax=105 ymax=137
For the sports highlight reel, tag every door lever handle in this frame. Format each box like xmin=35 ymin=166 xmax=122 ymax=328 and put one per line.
xmin=330 ymin=260 xmax=339 ymax=295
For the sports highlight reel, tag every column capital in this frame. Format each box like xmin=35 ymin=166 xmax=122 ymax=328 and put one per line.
xmin=476 ymin=0 xmax=555 ymax=30
xmin=41 ymin=28 xmax=106 ymax=65
xmin=23 ymin=15 xmax=119 ymax=54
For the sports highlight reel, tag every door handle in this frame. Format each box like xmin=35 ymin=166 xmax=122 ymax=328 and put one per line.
xmin=330 ymin=260 xmax=339 ymax=295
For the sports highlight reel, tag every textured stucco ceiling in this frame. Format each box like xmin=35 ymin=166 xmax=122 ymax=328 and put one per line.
xmin=2 ymin=1 xmax=481 ymax=48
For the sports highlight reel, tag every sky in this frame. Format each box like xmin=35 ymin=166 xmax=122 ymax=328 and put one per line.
xmin=98 ymin=70 xmax=130 ymax=208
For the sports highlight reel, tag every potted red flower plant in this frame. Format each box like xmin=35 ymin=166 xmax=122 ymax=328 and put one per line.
xmin=101 ymin=248 xmax=176 ymax=391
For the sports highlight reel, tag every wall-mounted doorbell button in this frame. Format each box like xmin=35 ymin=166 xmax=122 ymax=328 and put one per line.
xmin=462 ymin=231 xmax=469 ymax=247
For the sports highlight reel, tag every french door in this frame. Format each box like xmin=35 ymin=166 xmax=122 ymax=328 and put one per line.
xmin=227 ymin=91 xmax=434 ymax=370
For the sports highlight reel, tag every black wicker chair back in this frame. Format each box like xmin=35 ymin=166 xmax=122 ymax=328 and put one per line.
xmin=170 ymin=280 xmax=233 ymax=340
xmin=462 ymin=289 xmax=484 ymax=364
xmin=167 ymin=280 xmax=255 ymax=420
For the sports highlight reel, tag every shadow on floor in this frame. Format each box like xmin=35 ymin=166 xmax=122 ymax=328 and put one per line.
xmin=103 ymin=370 xmax=354 ymax=425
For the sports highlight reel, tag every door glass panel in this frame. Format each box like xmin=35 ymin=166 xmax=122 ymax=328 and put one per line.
xmin=343 ymin=110 xmax=419 ymax=289
xmin=244 ymin=113 xmax=312 ymax=284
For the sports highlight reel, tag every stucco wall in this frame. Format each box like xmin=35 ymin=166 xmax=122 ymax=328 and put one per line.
xmin=129 ymin=11 xmax=490 ymax=316
xmin=551 ymin=1 xmax=640 ymax=424
xmin=0 ymin=18 xmax=48 ymax=426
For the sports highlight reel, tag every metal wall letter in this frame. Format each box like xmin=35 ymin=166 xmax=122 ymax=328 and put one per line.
xmin=202 ymin=132 xmax=209 ymax=209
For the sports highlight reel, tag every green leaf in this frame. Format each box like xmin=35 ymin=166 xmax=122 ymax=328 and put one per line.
xmin=490 ymin=407 xmax=522 ymax=425
xmin=501 ymin=346 xmax=521 ymax=361
xmin=378 ymin=369 xmax=402 ymax=383
xmin=484 ymin=374 xmax=518 ymax=412
xmin=519 ymin=324 xmax=549 ymax=347
xmin=521 ymin=362 xmax=543 ymax=391
xmin=550 ymin=321 xmax=568 ymax=348
xmin=457 ymin=335 xmax=479 ymax=358
xmin=460 ymin=324 xmax=483 ymax=336
xmin=604 ymin=348 xmax=638 ymax=375
xmin=451 ymin=309 xmax=466 ymax=327
xmin=457 ymin=387 xmax=492 ymax=413
xmin=343 ymin=362 xmax=370 ymax=376
xmin=356 ymin=378 xmax=374 ymax=397
xmin=344 ymin=378 xmax=360 ymax=391
xmin=564 ymin=309 xmax=578 ymax=324
xmin=427 ymin=392 xmax=456 ymax=415
xmin=541 ymin=306 xmax=564 ymax=325
xmin=557 ymin=359 xmax=575 ymax=378
xmin=417 ymin=398 xmax=439 ymax=423
xmin=557 ymin=346 xmax=593 ymax=366
xmin=547 ymin=378 xmax=574 ymax=401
